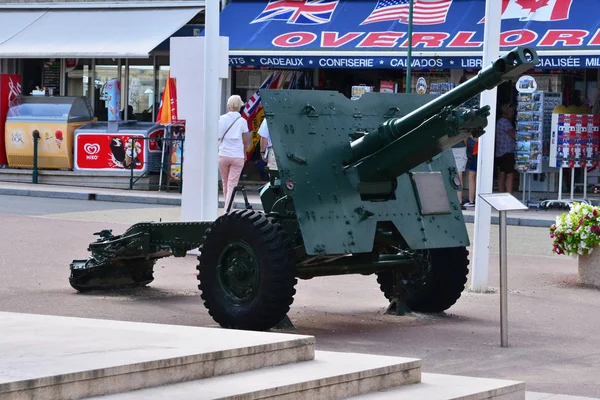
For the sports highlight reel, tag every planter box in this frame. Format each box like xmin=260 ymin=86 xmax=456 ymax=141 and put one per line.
xmin=578 ymin=249 xmax=600 ymax=288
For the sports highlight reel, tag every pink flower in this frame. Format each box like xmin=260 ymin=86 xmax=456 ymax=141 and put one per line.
xmin=553 ymin=245 xmax=564 ymax=255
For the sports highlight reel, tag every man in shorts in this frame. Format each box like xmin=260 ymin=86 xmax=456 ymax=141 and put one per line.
xmin=451 ymin=140 xmax=468 ymax=209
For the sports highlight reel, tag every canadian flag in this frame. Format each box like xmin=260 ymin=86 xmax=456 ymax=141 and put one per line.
xmin=480 ymin=0 xmax=573 ymax=23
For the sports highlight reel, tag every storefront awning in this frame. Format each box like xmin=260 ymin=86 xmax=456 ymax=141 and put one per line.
xmin=0 ymin=2 xmax=204 ymax=58
xmin=219 ymin=0 xmax=600 ymax=69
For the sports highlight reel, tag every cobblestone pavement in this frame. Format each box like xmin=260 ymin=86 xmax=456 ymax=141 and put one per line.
xmin=1 ymin=195 xmax=599 ymax=397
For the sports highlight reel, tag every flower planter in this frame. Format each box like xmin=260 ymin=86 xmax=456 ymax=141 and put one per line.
xmin=578 ymin=249 xmax=600 ymax=288
xmin=551 ymin=202 xmax=600 ymax=287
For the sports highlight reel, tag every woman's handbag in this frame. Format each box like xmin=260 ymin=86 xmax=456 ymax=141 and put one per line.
xmin=218 ymin=116 xmax=241 ymax=151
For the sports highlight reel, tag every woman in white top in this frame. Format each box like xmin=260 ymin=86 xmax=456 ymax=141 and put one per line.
xmin=218 ymin=95 xmax=249 ymax=209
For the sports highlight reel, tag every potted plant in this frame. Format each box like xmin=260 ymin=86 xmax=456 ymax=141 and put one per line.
xmin=550 ymin=202 xmax=600 ymax=288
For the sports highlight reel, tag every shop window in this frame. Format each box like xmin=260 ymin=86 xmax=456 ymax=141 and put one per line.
xmin=532 ymin=74 xmax=563 ymax=93
xmin=234 ymin=69 xmax=274 ymax=101
xmin=66 ymin=59 xmax=93 ymax=99
xmin=94 ymin=61 xmax=122 ymax=121
xmin=127 ymin=65 xmax=156 ymax=121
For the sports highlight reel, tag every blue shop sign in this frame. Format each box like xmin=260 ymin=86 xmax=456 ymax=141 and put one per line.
xmin=214 ymin=0 xmax=600 ymax=69
xmin=229 ymin=55 xmax=600 ymax=69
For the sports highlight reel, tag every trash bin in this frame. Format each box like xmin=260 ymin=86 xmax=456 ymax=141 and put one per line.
xmin=5 ymin=95 xmax=95 ymax=169
xmin=74 ymin=121 xmax=165 ymax=173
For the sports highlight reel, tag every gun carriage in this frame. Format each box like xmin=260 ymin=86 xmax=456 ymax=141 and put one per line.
xmin=70 ymin=47 xmax=538 ymax=331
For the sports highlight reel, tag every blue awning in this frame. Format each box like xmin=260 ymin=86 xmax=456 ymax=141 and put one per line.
xmin=218 ymin=0 xmax=600 ymax=69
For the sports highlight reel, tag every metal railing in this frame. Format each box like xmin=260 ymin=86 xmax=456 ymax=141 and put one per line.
xmin=27 ymin=128 xmax=184 ymax=191
xmin=126 ymin=133 xmax=185 ymax=192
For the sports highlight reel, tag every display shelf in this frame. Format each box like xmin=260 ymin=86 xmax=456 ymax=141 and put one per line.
xmin=540 ymin=109 xmax=599 ymax=209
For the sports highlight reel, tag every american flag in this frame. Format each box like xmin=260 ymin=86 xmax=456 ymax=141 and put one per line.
xmin=361 ymin=0 xmax=453 ymax=25
xmin=251 ymin=0 xmax=339 ymax=25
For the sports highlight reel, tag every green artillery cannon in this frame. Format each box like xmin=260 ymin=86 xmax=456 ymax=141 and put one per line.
xmin=70 ymin=47 xmax=538 ymax=331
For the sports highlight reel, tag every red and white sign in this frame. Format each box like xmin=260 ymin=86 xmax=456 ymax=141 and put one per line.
xmin=148 ymin=129 xmax=165 ymax=152
xmin=65 ymin=58 xmax=78 ymax=73
xmin=0 ymin=74 xmax=21 ymax=165
xmin=379 ymin=80 xmax=396 ymax=93
xmin=75 ymin=133 xmax=145 ymax=171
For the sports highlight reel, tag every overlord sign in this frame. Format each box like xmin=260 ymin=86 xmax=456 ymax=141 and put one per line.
xmin=217 ymin=0 xmax=600 ymax=69
xmin=268 ymin=29 xmax=600 ymax=50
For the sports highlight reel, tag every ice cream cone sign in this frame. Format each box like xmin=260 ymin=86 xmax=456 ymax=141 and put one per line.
xmin=55 ymin=130 xmax=63 ymax=149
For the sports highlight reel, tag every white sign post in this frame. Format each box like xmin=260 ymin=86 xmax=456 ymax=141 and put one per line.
xmin=478 ymin=192 xmax=527 ymax=348
xmin=471 ymin=0 xmax=502 ymax=293
xmin=170 ymin=0 xmax=229 ymax=243
xmin=171 ymin=35 xmax=229 ymax=227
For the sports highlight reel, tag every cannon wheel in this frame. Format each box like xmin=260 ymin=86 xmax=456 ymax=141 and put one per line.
xmin=376 ymin=247 xmax=469 ymax=313
xmin=197 ymin=209 xmax=297 ymax=331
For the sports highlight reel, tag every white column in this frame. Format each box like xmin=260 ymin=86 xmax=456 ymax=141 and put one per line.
xmin=471 ymin=0 xmax=502 ymax=292
xmin=199 ymin=0 xmax=221 ymax=222
xmin=171 ymin=37 xmax=206 ymax=225
xmin=174 ymin=0 xmax=228 ymax=228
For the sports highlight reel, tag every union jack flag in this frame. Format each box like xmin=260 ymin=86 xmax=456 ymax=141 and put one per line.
xmin=242 ymin=92 xmax=261 ymax=119
xmin=361 ymin=0 xmax=452 ymax=26
xmin=251 ymin=0 xmax=339 ymax=25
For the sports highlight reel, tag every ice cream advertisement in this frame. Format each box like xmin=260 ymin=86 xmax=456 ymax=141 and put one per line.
xmin=75 ymin=133 xmax=145 ymax=171
xmin=4 ymin=121 xmax=85 ymax=169
xmin=106 ymin=78 xmax=121 ymax=122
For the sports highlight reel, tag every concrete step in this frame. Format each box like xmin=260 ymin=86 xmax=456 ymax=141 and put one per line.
xmin=0 ymin=167 xmax=160 ymax=190
xmin=86 ymin=350 xmax=422 ymax=400
xmin=0 ymin=312 xmax=314 ymax=400
xmin=349 ymin=372 xmax=525 ymax=400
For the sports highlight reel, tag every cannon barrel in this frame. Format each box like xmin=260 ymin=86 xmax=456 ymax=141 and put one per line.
xmin=347 ymin=47 xmax=538 ymax=177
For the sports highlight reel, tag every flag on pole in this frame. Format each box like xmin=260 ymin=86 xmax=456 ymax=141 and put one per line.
xmin=156 ymin=71 xmax=182 ymax=126
xmin=241 ymin=71 xmax=305 ymax=160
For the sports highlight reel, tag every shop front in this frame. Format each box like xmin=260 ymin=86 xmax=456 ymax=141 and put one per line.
xmin=219 ymin=0 xmax=600 ymax=199
xmin=0 ymin=1 xmax=205 ymax=190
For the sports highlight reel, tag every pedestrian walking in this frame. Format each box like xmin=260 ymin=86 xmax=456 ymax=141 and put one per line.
xmin=257 ymin=118 xmax=278 ymax=174
xmin=451 ymin=140 xmax=468 ymax=209
xmin=495 ymin=102 xmax=516 ymax=194
xmin=218 ymin=95 xmax=249 ymax=209
xmin=464 ymin=136 xmax=478 ymax=207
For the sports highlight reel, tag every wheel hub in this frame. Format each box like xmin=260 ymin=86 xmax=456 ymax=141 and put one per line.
xmin=217 ymin=241 xmax=260 ymax=305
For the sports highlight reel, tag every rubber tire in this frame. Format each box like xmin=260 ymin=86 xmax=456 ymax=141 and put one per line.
xmin=376 ymin=247 xmax=469 ymax=313
xmin=197 ymin=209 xmax=297 ymax=331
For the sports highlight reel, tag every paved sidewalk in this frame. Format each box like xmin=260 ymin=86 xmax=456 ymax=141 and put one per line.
xmin=527 ymin=394 xmax=600 ymax=400
xmin=0 ymin=181 xmax=566 ymax=228
xmin=0 ymin=311 xmax=597 ymax=400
